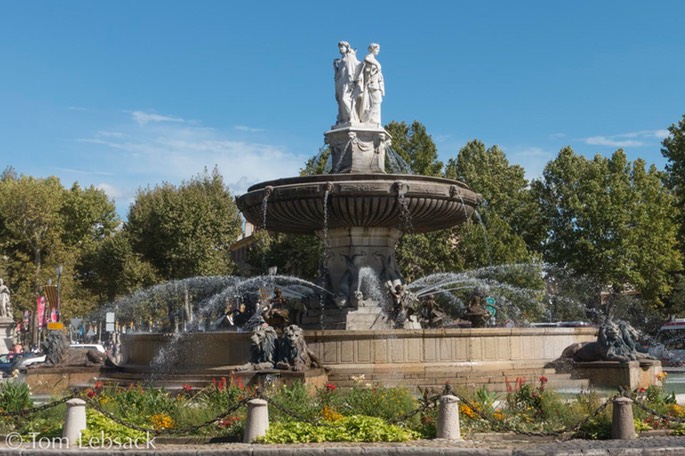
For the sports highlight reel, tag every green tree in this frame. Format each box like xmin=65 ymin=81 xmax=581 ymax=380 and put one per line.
xmin=661 ymin=114 xmax=685 ymax=248
xmin=385 ymin=121 xmax=443 ymax=176
xmin=126 ymin=167 xmax=242 ymax=280
xmin=445 ymin=140 xmax=546 ymax=251
xmin=0 ymin=174 xmax=67 ymax=317
xmin=534 ymin=148 xmax=681 ymax=309
xmin=0 ymin=173 xmax=121 ymax=318
xmin=78 ymin=232 xmax=158 ymax=303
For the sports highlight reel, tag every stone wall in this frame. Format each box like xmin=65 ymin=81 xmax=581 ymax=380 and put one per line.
xmin=121 ymin=327 xmax=596 ymax=389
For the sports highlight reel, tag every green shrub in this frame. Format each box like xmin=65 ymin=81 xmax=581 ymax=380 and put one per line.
xmin=0 ymin=379 xmax=32 ymax=412
xmin=80 ymin=409 xmax=148 ymax=443
xmin=257 ymin=415 xmax=417 ymax=443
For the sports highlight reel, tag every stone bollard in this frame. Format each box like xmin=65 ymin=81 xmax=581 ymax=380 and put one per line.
xmin=436 ymin=394 xmax=461 ymax=440
xmin=243 ymin=398 xmax=269 ymax=443
xmin=611 ymin=396 xmax=636 ymax=439
xmin=63 ymin=398 xmax=87 ymax=444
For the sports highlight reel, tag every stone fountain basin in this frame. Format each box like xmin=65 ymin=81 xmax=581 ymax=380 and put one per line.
xmin=236 ymin=174 xmax=482 ymax=234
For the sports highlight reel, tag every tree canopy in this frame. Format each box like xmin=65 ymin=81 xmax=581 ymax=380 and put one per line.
xmin=126 ymin=167 xmax=242 ymax=280
xmin=533 ymin=148 xmax=682 ymax=309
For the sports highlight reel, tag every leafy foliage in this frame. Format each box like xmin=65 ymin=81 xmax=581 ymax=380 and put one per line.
xmin=0 ymin=172 xmax=120 ymax=318
xmin=662 ymin=114 xmax=685 ymax=248
xmin=257 ymin=416 xmax=417 ymax=443
xmin=533 ymin=148 xmax=682 ymax=309
xmin=126 ymin=167 xmax=241 ymax=280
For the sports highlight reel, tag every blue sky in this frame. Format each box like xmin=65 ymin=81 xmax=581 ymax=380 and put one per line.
xmin=2 ymin=1 xmax=684 ymax=217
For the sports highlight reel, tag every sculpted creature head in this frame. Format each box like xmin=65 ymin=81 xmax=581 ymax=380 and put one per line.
xmin=277 ymin=325 xmax=311 ymax=371
xmin=250 ymin=325 xmax=278 ymax=365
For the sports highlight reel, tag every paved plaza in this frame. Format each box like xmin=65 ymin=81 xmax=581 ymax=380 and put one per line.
xmin=2 ymin=435 xmax=685 ymax=455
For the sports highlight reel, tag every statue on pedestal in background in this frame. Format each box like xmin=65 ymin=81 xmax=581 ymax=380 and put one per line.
xmin=0 ymin=279 xmax=11 ymax=319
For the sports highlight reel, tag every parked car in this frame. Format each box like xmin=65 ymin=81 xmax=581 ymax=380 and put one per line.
xmin=69 ymin=343 xmax=106 ymax=353
xmin=648 ymin=319 xmax=685 ymax=367
xmin=0 ymin=352 xmax=35 ymax=376
xmin=13 ymin=353 xmax=47 ymax=370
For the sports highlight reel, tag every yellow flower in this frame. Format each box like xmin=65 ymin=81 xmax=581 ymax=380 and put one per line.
xmin=150 ymin=413 xmax=175 ymax=430
xmin=459 ymin=404 xmax=478 ymax=419
xmin=668 ymin=404 xmax=685 ymax=417
xmin=321 ymin=405 xmax=343 ymax=422
xmin=656 ymin=372 xmax=668 ymax=382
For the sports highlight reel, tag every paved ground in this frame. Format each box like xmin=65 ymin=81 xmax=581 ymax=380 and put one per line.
xmin=2 ymin=435 xmax=685 ymax=455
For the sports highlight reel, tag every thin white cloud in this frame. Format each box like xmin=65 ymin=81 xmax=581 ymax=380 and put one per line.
xmin=654 ymin=129 xmax=670 ymax=139
xmin=95 ymin=130 xmax=125 ymax=138
xmin=549 ymin=133 xmax=566 ymax=140
xmin=582 ymin=129 xmax=667 ymax=148
xmin=234 ymin=125 xmax=266 ymax=133
xmin=96 ymin=182 xmax=127 ymax=199
xmin=584 ymin=136 xmax=645 ymax=148
xmin=130 ymin=111 xmax=185 ymax=126
xmin=77 ymin=114 xmax=307 ymax=205
xmin=510 ymin=146 xmax=554 ymax=181
xmin=54 ymin=166 xmax=115 ymax=177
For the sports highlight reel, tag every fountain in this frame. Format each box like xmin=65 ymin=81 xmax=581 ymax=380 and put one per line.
xmin=109 ymin=41 xmax=603 ymax=392
xmin=236 ymin=42 xmax=480 ymax=329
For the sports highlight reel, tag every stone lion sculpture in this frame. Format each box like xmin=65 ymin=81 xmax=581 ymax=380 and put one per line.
xmin=40 ymin=331 xmax=109 ymax=367
xmin=572 ymin=320 xmax=654 ymax=363
xmin=276 ymin=325 xmax=320 ymax=371
xmin=237 ymin=325 xmax=279 ymax=371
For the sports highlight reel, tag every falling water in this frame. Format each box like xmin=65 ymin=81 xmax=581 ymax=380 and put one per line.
xmin=396 ymin=182 xmax=414 ymax=233
xmin=261 ymin=194 xmax=269 ymax=230
xmin=319 ymin=188 xmax=331 ymax=328
xmin=333 ymin=139 xmax=353 ymax=173
xmin=472 ymin=210 xmax=491 ymax=264
xmin=385 ymin=146 xmax=414 ymax=174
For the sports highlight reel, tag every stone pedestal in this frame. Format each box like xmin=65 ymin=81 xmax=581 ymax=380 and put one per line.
xmin=0 ymin=318 xmax=15 ymax=355
xmin=345 ymin=306 xmax=391 ymax=330
xmin=573 ymin=360 xmax=663 ymax=390
xmin=324 ymin=125 xmax=389 ymax=174
xmin=318 ymin=227 xmax=403 ymax=308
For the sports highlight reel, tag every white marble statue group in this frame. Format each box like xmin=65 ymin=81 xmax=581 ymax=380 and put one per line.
xmin=334 ymin=41 xmax=385 ymax=126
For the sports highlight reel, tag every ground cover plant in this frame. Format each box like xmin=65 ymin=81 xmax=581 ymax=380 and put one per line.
xmin=1 ymin=374 xmax=684 ymax=442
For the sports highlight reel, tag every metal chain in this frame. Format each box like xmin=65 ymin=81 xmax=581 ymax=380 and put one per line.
xmin=451 ymin=391 xmax=617 ymax=439
xmin=633 ymin=399 xmax=685 ymax=424
xmin=257 ymin=390 xmax=328 ymax=427
xmin=162 ymin=397 xmax=252 ymax=435
xmin=85 ymin=399 xmax=157 ymax=434
xmin=388 ymin=393 xmax=441 ymax=424
xmin=86 ymin=396 xmax=252 ymax=436
xmin=0 ymin=393 xmax=77 ymax=418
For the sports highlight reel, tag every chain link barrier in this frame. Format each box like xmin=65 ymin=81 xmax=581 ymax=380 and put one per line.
xmin=449 ymin=387 xmax=619 ymax=440
xmin=0 ymin=393 xmax=78 ymax=418
xmin=85 ymin=395 xmax=253 ymax=436
xmin=6 ymin=382 xmax=682 ymax=440
xmin=632 ymin=398 xmax=685 ymax=425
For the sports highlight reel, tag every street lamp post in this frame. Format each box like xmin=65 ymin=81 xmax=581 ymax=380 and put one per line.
xmin=55 ymin=265 xmax=63 ymax=323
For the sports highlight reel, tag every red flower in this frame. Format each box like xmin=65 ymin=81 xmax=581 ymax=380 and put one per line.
xmin=86 ymin=389 xmax=96 ymax=398
xmin=94 ymin=381 xmax=104 ymax=390
xmin=539 ymin=376 xmax=548 ymax=384
xmin=217 ymin=416 xmax=240 ymax=428
xmin=325 ymin=383 xmax=336 ymax=392
xmin=182 ymin=384 xmax=193 ymax=393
